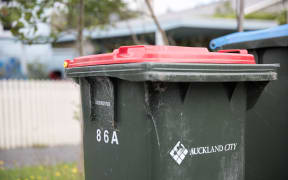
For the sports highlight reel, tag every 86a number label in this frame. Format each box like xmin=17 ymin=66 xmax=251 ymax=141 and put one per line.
xmin=96 ymin=129 xmax=119 ymax=145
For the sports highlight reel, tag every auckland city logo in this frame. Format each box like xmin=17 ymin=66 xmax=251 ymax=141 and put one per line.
xmin=170 ymin=141 xmax=238 ymax=165
xmin=169 ymin=141 xmax=189 ymax=165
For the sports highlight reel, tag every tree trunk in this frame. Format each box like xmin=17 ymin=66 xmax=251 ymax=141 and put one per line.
xmin=144 ymin=0 xmax=169 ymax=45
xmin=77 ymin=0 xmax=84 ymax=56
xmin=126 ymin=21 xmax=141 ymax=44
xmin=236 ymin=0 xmax=244 ymax=32
xmin=286 ymin=0 xmax=288 ymax=24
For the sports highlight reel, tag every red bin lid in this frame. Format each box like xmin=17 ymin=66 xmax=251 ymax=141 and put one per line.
xmin=64 ymin=45 xmax=255 ymax=68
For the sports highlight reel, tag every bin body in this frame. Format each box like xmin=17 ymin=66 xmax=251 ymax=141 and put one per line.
xmin=210 ymin=25 xmax=288 ymax=180
xmin=65 ymin=46 xmax=277 ymax=180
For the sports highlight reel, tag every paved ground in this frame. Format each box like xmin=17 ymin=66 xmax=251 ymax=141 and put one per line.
xmin=0 ymin=145 xmax=81 ymax=169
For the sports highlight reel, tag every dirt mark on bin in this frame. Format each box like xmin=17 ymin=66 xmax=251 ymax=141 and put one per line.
xmin=144 ymin=82 xmax=161 ymax=150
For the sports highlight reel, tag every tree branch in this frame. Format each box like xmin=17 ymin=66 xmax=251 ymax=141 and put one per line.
xmin=77 ymin=0 xmax=84 ymax=56
xmin=236 ymin=0 xmax=244 ymax=32
xmin=144 ymin=0 xmax=169 ymax=45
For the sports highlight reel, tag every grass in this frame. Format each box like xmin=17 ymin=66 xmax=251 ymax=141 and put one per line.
xmin=0 ymin=162 xmax=84 ymax=180
xmin=214 ymin=11 xmax=287 ymax=25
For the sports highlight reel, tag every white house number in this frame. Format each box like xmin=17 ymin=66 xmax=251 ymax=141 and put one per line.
xmin=96 ymin=129 xmax=119 ymax=145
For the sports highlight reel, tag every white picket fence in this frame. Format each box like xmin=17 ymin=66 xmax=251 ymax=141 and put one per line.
xmin=0 ymin=80 xmax=81 ymax=149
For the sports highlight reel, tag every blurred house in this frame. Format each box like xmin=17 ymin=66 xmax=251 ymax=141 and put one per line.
xmin=181 ymin=0 xmax=288 ymax=16
xmin=55 ymin=0 xmax=279 ymax=53
xmin=0 ymin=0 xmax=284 ymax=79
xmin=0 ymin=35 xmax=25 ymax=79
xmin=0 ymin=25 xmax=77 ymax=79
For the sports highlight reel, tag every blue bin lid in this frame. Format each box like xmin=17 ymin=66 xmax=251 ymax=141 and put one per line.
xmin=210 ymin=24 xmax=288 ymax=50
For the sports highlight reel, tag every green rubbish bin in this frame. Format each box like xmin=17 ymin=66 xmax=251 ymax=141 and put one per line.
xmin=64 ymin=45 xmax=278 ymax=180
xmin=210 ymin=24 xmax=288 ymax=180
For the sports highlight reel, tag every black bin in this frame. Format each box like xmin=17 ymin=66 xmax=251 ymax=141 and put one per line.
xmin=210 ymin=25 xmax=287 ymax=180
xmin=65 ymin=45 xmax=278 ymax=180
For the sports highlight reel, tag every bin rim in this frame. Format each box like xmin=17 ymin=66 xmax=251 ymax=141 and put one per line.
xmin=65 ymin=62 xmax=278 ymax=82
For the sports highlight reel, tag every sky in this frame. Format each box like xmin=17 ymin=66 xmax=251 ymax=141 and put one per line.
xmin=154 ymin=0 xmax=218 ymax=15
xmin=125 ymin=0 xmax=218 ymax=15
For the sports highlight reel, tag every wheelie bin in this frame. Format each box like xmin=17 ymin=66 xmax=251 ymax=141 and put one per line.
xmin=210 ymin=24 xmax=288 ymax=180
xmin=64 ymin=45 xmax=278 ymax=180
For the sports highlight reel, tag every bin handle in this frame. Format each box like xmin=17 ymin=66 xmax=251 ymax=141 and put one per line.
xmin=217 ymin=49 xmax=248 ymax=54
xmin=117 ymin=45 xmax=145 ymax=57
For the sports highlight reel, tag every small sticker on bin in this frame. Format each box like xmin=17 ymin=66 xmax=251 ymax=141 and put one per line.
xmin=90 ymin=77 xmax=115 ymax=127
